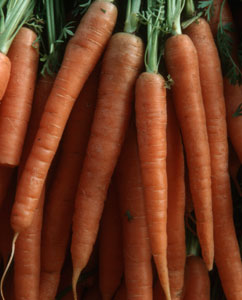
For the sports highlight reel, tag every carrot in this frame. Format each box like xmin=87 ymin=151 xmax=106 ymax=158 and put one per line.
xmin=99 ymin=181 xmax=123 ymax=300
xmin=13 ymin=187 xmax=45 ymax=300
xmin=166 ymin=96 xmax=186 ymax=300
xmin=10 ymin=0 xmax=117 ymax=233
xmin=183 ymin=256 xmax=210 ymax=300
xmin=185 ymin=17 xmax=242 ymax=300
xmin=116 ymin=121 xmax=153 ymax=300
xmin=39 ymin=67 xmax=99 ymax=300
xmin=0 ymin=27 xmax=39 ymax=166
xmin=164 ymin=33 xmax=214 ymax=271
xmin=70 ymin=10 xmax=144 ymax=298
xmin=0 ymin=53 xmax=11 ymax=101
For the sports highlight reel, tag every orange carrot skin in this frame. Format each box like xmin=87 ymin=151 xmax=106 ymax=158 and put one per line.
xmin=0 ymin=27 xmax=39 ymax=166
xmin=183 ymin=256 xmax=210 ymax=300
xmin=166 ymin=96 xmax=186 ymax=300
xmin=39 ymin=68 xmax=99 ymax=300
xmin=135 ymin=72 xmax=170 ymax=300
xmin=99 ymin=182 xmax=123 ymax=300
xmin=184 ymin=18 xmax=242 ymax=300
xmin=71 ymin=32 xmax=144 ymax=276
xmin=116 ymin=122 xmax=153 ymax=300
xmin=10 ymin=0 xmax=117 ymax=233
xmin=0 ymin=52 xmax=11 ymax=101
xmin=14 ymin=186 xmax=45 ymax=300
xmin=164 ymin=34 xmax=214 ymax=271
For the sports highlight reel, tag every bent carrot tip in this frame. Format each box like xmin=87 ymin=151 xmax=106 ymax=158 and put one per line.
xmin=72 ymin=268 xmax=81 ymax=300
xmin=0 ymin=232 xmax=19 ymax=300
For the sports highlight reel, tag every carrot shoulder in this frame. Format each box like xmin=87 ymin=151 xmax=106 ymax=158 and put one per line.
xmin=71 ymin=31 xmax=144 ymax=297
xmin=164 ymin=34 xmax=214 ymax=271
xmin=184 ymin=17 xmax=242 ymax=300
xmin=0 ymin=53 xmax=11 ymax=101
xmin=10 ymin=0 xmax=117 ymax=233
xmin=135 ymin=72 xmax=170 ymax=300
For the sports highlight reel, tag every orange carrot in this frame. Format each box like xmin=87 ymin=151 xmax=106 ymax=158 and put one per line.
xmin=164 ymin=34 xmax=214 ymax=271
xmin=0 ymin=27 xmax=39 ymax=167
xmin=39 ymin=67 xmax=99 ymax=300
xmin=10 ymin=0 xmax=117 ymax=233
xmin=166 ymin=96 xmax=186 ymax=300
xmin=116 ymin=121 xmax=153 ymax=300
xmin=99 ymin=182 xmax=123 ymax=300
xmin=0 ymin=53 xmax=11 ymax=101
xmin=184 ymin=18 xmax=242 ymax=300
xmin=71 ymin=31 xmax=144 ymax=297
xmin=14 ymin=187 xmax=45 ymax=300
xmin=135 ymin=72 xmax=170 ymax=299
xmin=183 ymin=256 xmax=210 ymax=300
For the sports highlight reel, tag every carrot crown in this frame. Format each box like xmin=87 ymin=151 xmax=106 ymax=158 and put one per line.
xmin=0 ymin=0 xmax=35 ymax=54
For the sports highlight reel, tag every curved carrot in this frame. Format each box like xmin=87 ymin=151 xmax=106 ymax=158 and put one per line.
xmin=0 ymin=27 xmax=39 ymax=167
xmin=0 ymin=53 xmax=11 ymax=101
xmin=183 ymin=256 xmax=210 ymax=300
xmin=135 ymin=72 xmax=170 ymax=299
xmin=71 ymin=31 xmax=144 ymax=297
xmin=40 ymin=67 xmax=99 ymax=300
xmin=164 ymin=34 xmax=214 ymax=271
xmin=99 ymin=182 xmax=123 ymax=300
xmin=116 ymin=121 xmax=153 ymax=300
xmin=166 ymin=96 xmax=186 ymax=300
xmin=184 ymin=17 xmax=242 ymax=300
xmin=10 ymin=0 xmax=117 ymax=233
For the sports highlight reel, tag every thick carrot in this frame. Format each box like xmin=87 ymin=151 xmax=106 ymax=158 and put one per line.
xmin=10 ymin=0 xmax=117 ymax=233
xmin=184 ymin=18 xmax=242 ymax=300
xmin=164 ymin=34 xmax=214 ymax=271
xmin=99 ymin=182 xmax=123 ymax=300
xmin=116 ymin=121 xmax=153 ymax=300
xmin=0 ymin=27 xmax=39 ymax=167
xmin=135 ymin=72 xmax=170 ymax=299
xmin=183 ymin=256 xmax=210 ymax=300
xmin=14 ymin=187 xmax=45 ymax=300
xmin=39 ymin=67 xmax=99 ymax=300
xmin=0 ymin=53 xmax=11 ymax=101
xmin=166 ymin=96 xmax=186 ymax=300
xmin=71 ymin=31 xmax=144 ymax=297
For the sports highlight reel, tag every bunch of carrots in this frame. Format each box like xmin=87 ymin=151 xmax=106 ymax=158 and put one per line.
xmin=0 ymin=0 xmax=242 ymax=299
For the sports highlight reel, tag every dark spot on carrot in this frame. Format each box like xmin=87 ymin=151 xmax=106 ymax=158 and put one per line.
xmin=125 ymin=210 xmax=133 ymax=222
xmin=100 ymin=8 xmax=106 ymax=13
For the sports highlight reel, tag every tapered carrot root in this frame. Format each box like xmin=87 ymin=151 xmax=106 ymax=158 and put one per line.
xmin=99 ymin=182 xmax=123 ymax=300
xmin=40 ymin=67 xmax=99 ymax=300
xmin=184 ymin=18 xmax=242 ymax=300
xmin=10 ymin=0 xmax=117 ymax=234
xmin=165 ymin=34 xmax=214 ymax=271
xmin=183 ymin=256 xmax=210 ymax=300
xmin=135 ymin=72 xmax=170 ymax=300
xmin=71 ymin=32 xmax=144 ymax=299
xmin=0 ymin=52 xmax=11 ymax=101
xmin=0 ymin=27 xmax=39 ymax=167
xmin=116 ymin=122 xmax=153 ymax=300
xmin=166 ymin=96 xmax=186 ymax=300
xmin=14 ymin=187 xmax=45 ymax=300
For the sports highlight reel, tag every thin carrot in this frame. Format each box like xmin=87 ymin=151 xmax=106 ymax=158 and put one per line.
xmin=10 ymin=0 xmax=117 ymax=233
xmin=70 ymin=12 xmax=144 ymax=298
xmin=166 ymin=95 xmax=186 ymax=300
xmin=164 ymin=33 xmax=214 ymax=270
xmin=184 ymin=16 xmax=242 ymax=300
xmin=39 ymin=66 xmax=99 ymax=300
xmin=0 ymin=27 xmax=39 ymax=167
xmin=183 ymin=256 xmax=210 ymax=300
xmin=99 ymin=181 xmax=123 ymax=300
xmin=116 ymin=121 xmax=153 ymax=300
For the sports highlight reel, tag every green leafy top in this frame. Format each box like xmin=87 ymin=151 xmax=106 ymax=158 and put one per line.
xmin=0 ymin=0 xmax=35 ymax=54
xmin=167 ymin=0 xmax=186 ymax=35
xmin=124 ymin=0 xmax=141 ymax=33
xmin=197 ymin=0 xmax=214 ymax=22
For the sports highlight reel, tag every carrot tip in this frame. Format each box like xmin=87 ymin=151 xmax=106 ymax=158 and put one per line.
xmin=72 ymin=268 xmax=81 ymax=300
xmin=0 ymin=232 xmax=19 ymax=300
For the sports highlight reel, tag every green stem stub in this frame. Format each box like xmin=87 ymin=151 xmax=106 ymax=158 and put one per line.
xmin=124 ymin=0 xmax=141 ymax=33
xmin=0 ymin=0 xmax=35 ymax=55
xmin=167 ymin=0 xmax=185 ymax=35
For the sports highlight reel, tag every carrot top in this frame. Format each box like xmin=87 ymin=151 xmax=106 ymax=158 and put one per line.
xmin=124 ymin=0 xmax=141 ymax=33
xmin=0 ymin=0 xmax=35 ymax=54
